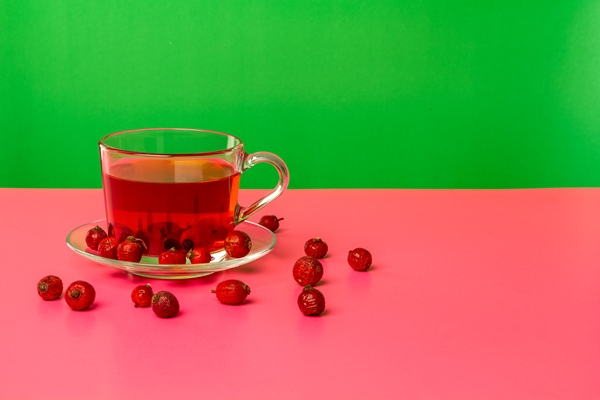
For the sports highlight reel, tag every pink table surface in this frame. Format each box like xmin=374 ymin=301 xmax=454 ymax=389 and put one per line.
xmin=1 ymin=188 xmax=599 ymax=400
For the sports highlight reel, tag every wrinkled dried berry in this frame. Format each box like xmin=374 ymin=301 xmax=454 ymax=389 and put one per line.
xmin=224 ymin=230 xmax=252 ymax=258
xmin=348 ymin=247 xmax=372 ymax=271
xmin=298 ymin=286 xmax=325 ymax=316
xmin=187 ymin=247 xmax=212 ymax=264
xmin=158 ymin=247 xmax=187 ymax=264
xmin=293 ymin=256 xmax=324 ymax=286
xmin=97 ymin=237 xmax=119 ymax=259
xmin=65 ymin=280 xmax=96 ymax=311
xmin=151 ymin=291 xmax=180 ymax=318
xmin=210 ymin=279 xmax=251 ymax=305
xmin=37 ymin=275 xmax=63 ymax=300
xmin=85 ymin=226 xmax=108 ymax=250
xmin=131 ymin=284 xmax=153 ymax=308
xmin=117 ymin=236 xmax=146 ymax=262
xmin=304 ymin=237 xmax=328 ymax=259
xmin=258 ymin=215 xmax=283 ymax=232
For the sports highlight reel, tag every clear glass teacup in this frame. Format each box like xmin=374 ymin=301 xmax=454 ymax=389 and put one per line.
xmin=99 ymin=128 xmax=289 ymax=256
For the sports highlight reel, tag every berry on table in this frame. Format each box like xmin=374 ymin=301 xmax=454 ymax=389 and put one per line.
xmin=151 ymin=291 xmax=180 ymax=318
xmin=224 ymin=230 xmax=252 ymax=258
xmin=117 ymin=236 xmax=146 ymax=262
xmin=158 ymin=247 xmax=187 ymax=264
xmin=347 ymin=247 xmax=372 ymax=271
xmin=258 ymin=215 xmax=283 ymax=232
xmin=292 ymin=256 xmax=324 ymax=286
xmin=304 ymin=237 xmax=328 ymax=259
xmin=97 ymin=237 xmax=119 ymax=259
xmin=65 ymin=280 xmax=96 ymax=311
xmin=187 ymin=247 xmax=212 ymax=264
xmin=131 ymin=284 xmax=153 ymax=308
xmin=297 ymin=286 xmax=325 ymax=316
xmin=37 ymin=275 xmax=63 ymax=300
xmin=210 ymin=279 xmax=251 ymax=305
xmin=85 ymin=226 xmax=108 ymax=250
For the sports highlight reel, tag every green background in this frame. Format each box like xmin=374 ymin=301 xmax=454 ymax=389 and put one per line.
xmin=2 ymin=1 xmax=600 ymax=189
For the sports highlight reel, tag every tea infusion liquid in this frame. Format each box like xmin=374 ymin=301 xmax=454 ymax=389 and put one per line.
xmin=102 ymin=158 xmax=240 ymax=256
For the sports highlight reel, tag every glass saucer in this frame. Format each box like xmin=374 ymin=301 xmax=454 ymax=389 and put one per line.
xmin=66 ymin=219 xmax=276 ymax=279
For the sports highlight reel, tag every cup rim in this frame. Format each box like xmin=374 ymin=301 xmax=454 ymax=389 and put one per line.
xmin=98 ymin=128 xmax=244 ymax=157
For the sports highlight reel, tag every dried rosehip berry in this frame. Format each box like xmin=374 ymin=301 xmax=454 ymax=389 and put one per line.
xmin=131 ymin=284 xmax=153 ymax=308
xmin=298 ymin=286 xmax=325 ymax=316
xmin=224 ymin=230 xmax=252 ymax=258
xmin=37 ymin=275 xmax=63 ymax=300
xmin=97 ymin=237 xmax=119 ymax=259
xmin=117 ymin=236 xmax=146 ymax=263
xmin=210 ymin=279 xmax=251 ymax=305
xmin=181 ymin=238 xmax=194 ymax=251
xmin=258 ymin=215 xmax=283 ymax=232
xmin=292 ymin=256 xmax=324 ymax=286
xmin=158 ymin=247 xmax=187 ymax=264
xmin=304 ymin=237 xmax=328 ymax=259
xmin=151 ymin=291 xmax=179 ymax=318
xmin=187 ymin=247 xmax=212 ymax=264
xmin=85 ymin=225 xmax=108 ymax=250
xmin=347 ymin=247 xmax=372 ymax=271
xmin=65 ymin=280 xmax=96 ymax=311
xmin=163 ymin=238 xmax=182 ymax=251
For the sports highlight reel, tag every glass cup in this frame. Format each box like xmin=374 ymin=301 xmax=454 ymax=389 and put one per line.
xmin=98 ymin=128 xmax=289 ymax=256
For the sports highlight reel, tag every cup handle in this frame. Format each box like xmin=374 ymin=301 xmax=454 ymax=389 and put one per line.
xmin=236 ymin=151 xmax=290 ymax=224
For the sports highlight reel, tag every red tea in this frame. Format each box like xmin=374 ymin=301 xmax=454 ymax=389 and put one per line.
xmin=102 ymin=158 xmax=240 ymax=256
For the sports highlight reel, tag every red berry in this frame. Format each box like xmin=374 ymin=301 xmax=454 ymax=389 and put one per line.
xmin=210 ymin=279 xmax=251 ymax=305
xmin=158 ymin=247 xmax=187 ymax=264
xmin=65 ymin=280 xmax=96 ymax=311
xmin=258 ymin=215 xmax=283 ymax=232
xmin=187 ymin=247 xmax=212 ymax=264
xmin=37 ymin=275 xmax=63 ymax=300
xmin=151 ymin=291 xmax=179 ymax=318
xmin=292 ymin=256 xmax=324 ymax=286
xmin=298 ymin=286 xmax=325 ymax=316
xmin=85 ymin=225 xmax=108 ymax=250
xmin=97 ymin=237 xmax=119 ymax=259
xmin=348 ymin=247 xmax=372 ymax=271
xmin=117 ymin=236 xmax=146 ymax=262
xmin=224 ymin=230 xmax=252 ymax=258
xmin=304 ymin=237 xmax=328 ymax=259
xmin=131 ymin=284 xmax=153 ymax=308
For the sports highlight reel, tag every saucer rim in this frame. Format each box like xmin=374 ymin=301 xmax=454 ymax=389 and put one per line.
xmin=65 ymin=219 xmax=276 ymax=278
